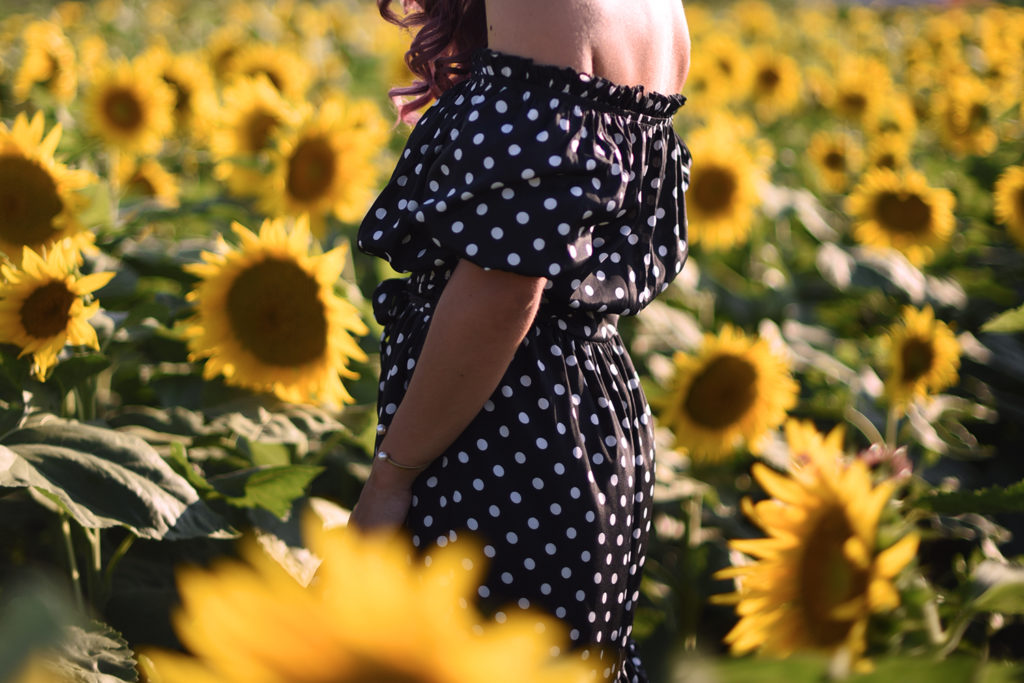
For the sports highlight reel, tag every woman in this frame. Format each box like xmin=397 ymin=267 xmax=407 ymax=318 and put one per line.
xmin=351 ymin=0 xmax=691 ymax=679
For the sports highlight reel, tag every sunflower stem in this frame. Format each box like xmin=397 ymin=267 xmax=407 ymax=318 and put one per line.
xmin=921 ymin=591 xmax=946 ymax=646
xmin=103 ymin=533 xmax=136 ymax=599
xmin=936 ymin=612 xmax=974 ymax=659
xmin=60 ymin=516 xmax=84 ymax=613
xmin=843 ymin=404 xmax=885 ymax=446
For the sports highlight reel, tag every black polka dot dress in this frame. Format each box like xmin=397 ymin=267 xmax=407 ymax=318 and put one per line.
xmin=358 ymin=49 xmax=690 ymax=683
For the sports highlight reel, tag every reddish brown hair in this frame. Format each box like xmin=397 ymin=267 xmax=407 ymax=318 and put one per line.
xmin=378 ymin=0 xmax=487 ymax=122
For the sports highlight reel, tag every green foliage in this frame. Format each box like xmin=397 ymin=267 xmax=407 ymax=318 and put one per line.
xmin=918 ymin=480 xmax=1024 ymax=516
xmin=0 ymin=421 xmax=232 ymax=540
xmin=982 ymin=304 xmax=1024 ymax=334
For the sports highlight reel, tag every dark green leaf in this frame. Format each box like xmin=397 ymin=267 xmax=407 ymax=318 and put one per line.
xmin=50 ymin=355 xmax=111 ymax=397
xmin=0 ymin=420 xmax=232 ymax=539
xmin=210 ymin=465 xmax=324 ymax=519
xmin=982 ymin=304 xmax=1024 ymax=334
xmin=916 ymin=479 xmax=1024 ymax=515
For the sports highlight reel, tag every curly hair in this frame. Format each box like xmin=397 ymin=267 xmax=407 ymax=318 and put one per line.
xmin=377 ymin=0 xmax=487 ymax=122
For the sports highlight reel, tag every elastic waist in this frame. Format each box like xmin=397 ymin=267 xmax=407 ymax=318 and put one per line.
xmin=372 ymin=269 xmax=619 ymax=341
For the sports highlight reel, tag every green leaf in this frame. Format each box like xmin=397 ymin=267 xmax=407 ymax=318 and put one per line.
xmin=916 ymin=479 xmax=1024 ymax=515
xmin=982 ymin=303 xmax=1024 ymax=334
xmin=210 ymin=465 xmax=324 ymax=519
xmin=968 ymin=561 xmax=1024 ymax=615
xmin=0 ymin=420 xmax=232 ymax=540
xmin=50 ymin=354 xmax=111 ymax=397
xmin=239 ymin=438 xmax=294 ymax=467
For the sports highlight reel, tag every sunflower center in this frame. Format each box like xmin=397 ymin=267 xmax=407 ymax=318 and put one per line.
xmin=874 ymin=191 xmax=932 ymax=236
xmin=716 ymin=58 xmax=733 ymax=77
xmin=798 ymin=507 xmax=870 ymax=647
xmin=0 ymin=155 xmax=64 ymax=247
xmin=244 ymin=110 xmax=279 ymax=153
xmin=247 ymin=67 xmax=283 ymax=92
xmin=128 ymin=173 xmax=157 ymax=197
xmin=968 ymin=103 xmax=989 ymax=131
xmin=899 ymin=335 xmax=935 ymax=384
xmin=690 ymin=165 xmax=737 ymax=217
xmin=683 ymin=354 xmax=758 ymax=430
xmin=20 ymin=281 xmax=76 ymax=339
xmin=876 ymin=153 xmax=897 ymax=170
xmin=102 ymin=88 xmax=144 ymax=132
xmin=1014 ymin=186 xmax=1024 ymax=220
xmin=756 ymin=67 xmax=780 ymax=92
xmin=163 ymin=75 xmax=191 ymax=115
xmin=840 ymin=92 xmax=868 ymax=117
xmin=286 ymin=136 xmax=337 ymax=203
xmin=824 ymin=151 xmax=846 ymax=172
xmin=43 ymin=52 xmax=61 ymax=86
xmin=226 ymin=257 xmax=327 ymax=367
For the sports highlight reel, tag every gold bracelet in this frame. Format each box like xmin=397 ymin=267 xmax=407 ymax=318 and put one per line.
xmin=376 ymin=450 xmax=429 ymax=471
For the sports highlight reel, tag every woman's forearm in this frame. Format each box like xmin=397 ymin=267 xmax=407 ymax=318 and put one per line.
xmin=372 ymin=259 xmax=546 ymax=483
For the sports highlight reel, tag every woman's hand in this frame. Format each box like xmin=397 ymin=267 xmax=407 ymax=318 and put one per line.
xmin=348 ymin=462 xmax=418 ymax=531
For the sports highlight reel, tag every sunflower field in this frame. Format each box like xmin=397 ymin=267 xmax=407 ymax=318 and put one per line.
xmin=0 ymin=0 xmax=1023 ymax=681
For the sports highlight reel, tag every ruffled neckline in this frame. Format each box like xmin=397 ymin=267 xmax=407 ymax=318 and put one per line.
xmin=470 ymin=48 xmax=686 ymax=119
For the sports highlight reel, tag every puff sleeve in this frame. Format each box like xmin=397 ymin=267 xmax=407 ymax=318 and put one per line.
xmin=358 ymin=83 xmax=633 ymax=278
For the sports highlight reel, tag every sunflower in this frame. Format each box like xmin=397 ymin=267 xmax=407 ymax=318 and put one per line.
xmin=82 ymin=58 xmax=175 ymax=155
xmin=141 ymin=515 xmax=592 ymax=683
xmin=883 ymin=305 xmax=961 ymax=411
xmin=660 ymin=324 xmax=799 ymax=463
xmin=136 ymin=44 xmax=218 ymax=142
xmin=223 ymin=43 xmax=313 ymax=102
xmin=729 ymin=0 xmax=779 ymax=43
xmin=846 ymin=167 xmax=956 ymax=266
xmin=931 ymin=75 xmax=998 ymax=157
xmin=806 ymin=130 xmax=864 ymax=194
xmin=747 ymin=46 xmax=803 ymax=124
xmin=829 ymin=58 xmax=892 ymax=125
xmin=683 ymin=123 xmax=765 ymax=251
xmin=116 ymin=156 xmax=180 ymax=208
xmin=712 ymin=447 xmax=919 ymax=665
xmin=784 ymin=419 xmax=845 ymax=471
xmin=866 ymin=133 xmax=911 ymax=172
xmin=994 ymin=166 xmax=1024 ymax=248
xmin=206 ymin=25 xmax=247 ymax=82
xmin=183 ymin=216 xmax=368 ymax=407
xmin=863 ymin=92 xmax=918 ymax=143
xmin=210 ymin=74 xmax=300 ymax=198
xmin=258 ymin=95 xmax=387 ymax=235
xmin=13 ymin=20 xmax=77 ymax=104
xmin=0 ymin=243 xmax=113 ymax=380
xmin=692 ymin=35 xmax=753 ymax=107
xmin=0 ymin=111 xmax=96 ymax=262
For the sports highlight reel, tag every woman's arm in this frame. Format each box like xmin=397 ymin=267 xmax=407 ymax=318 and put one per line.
xmin=349 ymin=260 xmax=546 ymax=530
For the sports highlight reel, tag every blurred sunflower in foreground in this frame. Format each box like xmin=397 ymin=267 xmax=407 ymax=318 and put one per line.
xmin=660 ymin=324 xmax=798 ymax=463
xmin=141 ymin=516 xmax=593 ymax=683
xmin=883 ymin=305 xmax=961 ymax=412
xmin=183 ymin=216 xmax=368 ymax=407
xmin=712 ymin=420 xmax=920 ymax=670
xmin=0 ymin=242 xmax=113 ymax=380
xmin=0 ymin=112 xmax=95 ymax=262
xmin=993 ymin=165 xmax=1024 ymax=248
xmin=846 ymin=168 xmax=956 ymax=266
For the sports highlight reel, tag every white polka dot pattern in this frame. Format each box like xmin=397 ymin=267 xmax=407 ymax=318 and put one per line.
xmin=359 ymin=48 xmax=691 ymax=683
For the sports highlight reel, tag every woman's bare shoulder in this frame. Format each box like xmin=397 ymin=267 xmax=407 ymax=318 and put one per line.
xmin=483 ymin=0 xmax=597 ymax=73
